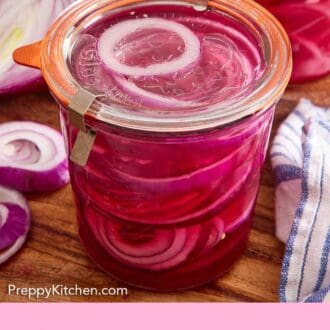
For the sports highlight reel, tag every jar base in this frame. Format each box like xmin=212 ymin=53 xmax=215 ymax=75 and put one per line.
xmin=78 ymin=216 xmax=252 ymax=292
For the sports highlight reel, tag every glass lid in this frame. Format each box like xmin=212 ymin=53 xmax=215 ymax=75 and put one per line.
xmin=40 ymin=0 xmax=292 ymax=132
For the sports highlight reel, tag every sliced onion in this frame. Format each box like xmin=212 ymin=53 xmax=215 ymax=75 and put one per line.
xmin=98 ymin=18 xmax=200 ymax=76
xmin=87 ymin=206 xmax=201 ymax=271
xmin=113 ymin=75 xmax=194 ymax=108
xmin=78 ymin=134 xmax=256 ymax=225
xmin=101 ymin=225 xmax=188 ymax=267
xmin=80 ymin=151 xmax=255 ymax=226
xmin=105 ymin=14 xmax=261 ymax=108
xmin=148 ymin=226 xmax=200 ymax=271
xmin=0 ymin=185 xmax=30 ymax=265
xmin=104 ymin=222 xmax=177 ymax=258
xmin=223 ymin=183 xmax=258 ymax=232
xmin=0 ymin=204 xmax=28 ymax=250
xmin=0 ymin=0 xmax=75 ymax=96
xmin=0 ymin=121 xmax=69 ymax=192
xmin=94 ymin=136 xmax=255 ymax=196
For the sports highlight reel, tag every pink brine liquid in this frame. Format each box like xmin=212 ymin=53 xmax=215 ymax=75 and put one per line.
xmin=63 ymin=3 xmax=273 ymax=290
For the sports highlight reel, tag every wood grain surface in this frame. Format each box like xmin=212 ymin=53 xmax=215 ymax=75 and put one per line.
xmin=0 ymin=76 xmax=329 ymax=302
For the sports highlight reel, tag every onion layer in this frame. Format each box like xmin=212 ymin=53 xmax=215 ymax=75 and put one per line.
xmin=87 ymin=206 xmax=201 ymax=271
xmin=0 ymin=121 xmax=69 ymax=192
xmin=113 ymin=75 xmax=194 ymax=108
xmin=0 ymin=185 xmax=30 ymax=265
xmin=98 ymin=18 xmax=201 ymax=77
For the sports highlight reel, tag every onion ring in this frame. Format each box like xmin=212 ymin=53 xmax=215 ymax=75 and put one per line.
xmin=98 ymin=18 xmax=200 ymax=76
xmin=0 ymin=185 xmax=30 ymax=265
xmin=0 ymin=121 xmax=69 ymax=192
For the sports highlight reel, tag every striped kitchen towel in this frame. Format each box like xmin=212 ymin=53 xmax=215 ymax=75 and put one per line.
xmin=271 ymin=99 xmax=330 ymax=303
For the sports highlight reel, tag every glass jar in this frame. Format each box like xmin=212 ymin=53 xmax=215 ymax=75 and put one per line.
xmin=14 ymin=0 xmax=291 ymax=290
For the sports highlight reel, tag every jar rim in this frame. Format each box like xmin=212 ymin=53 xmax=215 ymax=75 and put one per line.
xmin=41 ymin=0 xmax=292 ymax=132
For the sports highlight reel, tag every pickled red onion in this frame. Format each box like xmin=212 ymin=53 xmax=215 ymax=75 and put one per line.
xmin=98 ymin=18 xmax=201 ymax=76
xmin=114 ymin=75 xmax=193 ymax=107
xmin=0 ymin=185 xmax=30 ymax=265
xmin=101 ymin=225 xmax=188 ymax=266
xmin=81 ymin=151 xmax=255 ymax=225
xmin=148 ymin=226 xmax=200 ymax=271
xmin=88 ymin=207 xmax=201 ymax=271
xmin=223 ymin=185 xmax=258 ymax=233
xmin=105 ymin=222 xmax=176 ymax=258
xmin=0 ymin=122 xmax=69 ymax=192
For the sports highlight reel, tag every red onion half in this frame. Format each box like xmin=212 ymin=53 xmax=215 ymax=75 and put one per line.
xmin=0 ymin=185 xmax=30 ymax=265
xmin=0 ymin=122 xmax=69 ymax=192
xmin=0 ymin=0 xmax=75 ymax=96
xmin=260 ymin=0 xmax=330 ymax=83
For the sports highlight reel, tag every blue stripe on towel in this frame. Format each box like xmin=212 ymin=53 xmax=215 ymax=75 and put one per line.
xmin=270 ymin=152 xmax=295 ymax=163
xmin=279 ymin=141 xmax=312 ymax=302
xmin=280 ymin=133 xmax=302 ymax=157
xmin=272 ymin=142 xmax=299 ymax=164
xmin=283 ymin=122 xmax=301 ymax=138
xmin=274 ymin=164 xmax=302 ymax=185
xmin=318 ymin=120 xmax=330 ymax=133
xmin=304 ymin=286 xmax=330 ymax=303
xmin=314 ymin=226 xmax=330 ymax=292
xmin=293 ymin=110 xmax=306 ymax=123
xmin=297 ymin=153 xmax=325 ymax=301
xmin=272 ymin=142 xmax=293 ymax=154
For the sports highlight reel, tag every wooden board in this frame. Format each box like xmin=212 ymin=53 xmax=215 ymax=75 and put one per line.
xmin=0 ymin=76 xmax=329 ymax=302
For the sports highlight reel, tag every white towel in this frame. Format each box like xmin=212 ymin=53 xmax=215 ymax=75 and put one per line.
xmin=271 ymin=99 xmax=330 ymax=303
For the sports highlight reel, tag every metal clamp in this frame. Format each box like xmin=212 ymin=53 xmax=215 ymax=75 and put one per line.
xmin=68 ymin=89 xmax=98 ymax=167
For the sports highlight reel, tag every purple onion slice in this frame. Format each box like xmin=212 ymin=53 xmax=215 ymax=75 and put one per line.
xmin=0 ymin=185 xmax=30 ymax=265
xmin=0 ymin=121 xmax=69 ymax=192
xmin=80 ymin=144 xmax=255 ymax=225
xmin=98 ymin=18 xmax=200 ymax=77
xmin=87 ymin=206 xmax=201 ymax=271
xmin=113 ymin=75 xmax=194 ymax=108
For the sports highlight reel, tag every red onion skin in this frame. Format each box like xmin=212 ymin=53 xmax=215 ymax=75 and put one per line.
xmin=0 ymin=204 xmax=29 ymax=250
xmin=0 ymin=76 xmax=47 ymax=98
xmin=0 ymin=160 xmax=69 ymax=193
xmin=0 ymin=185 xmax=30 ymax=265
